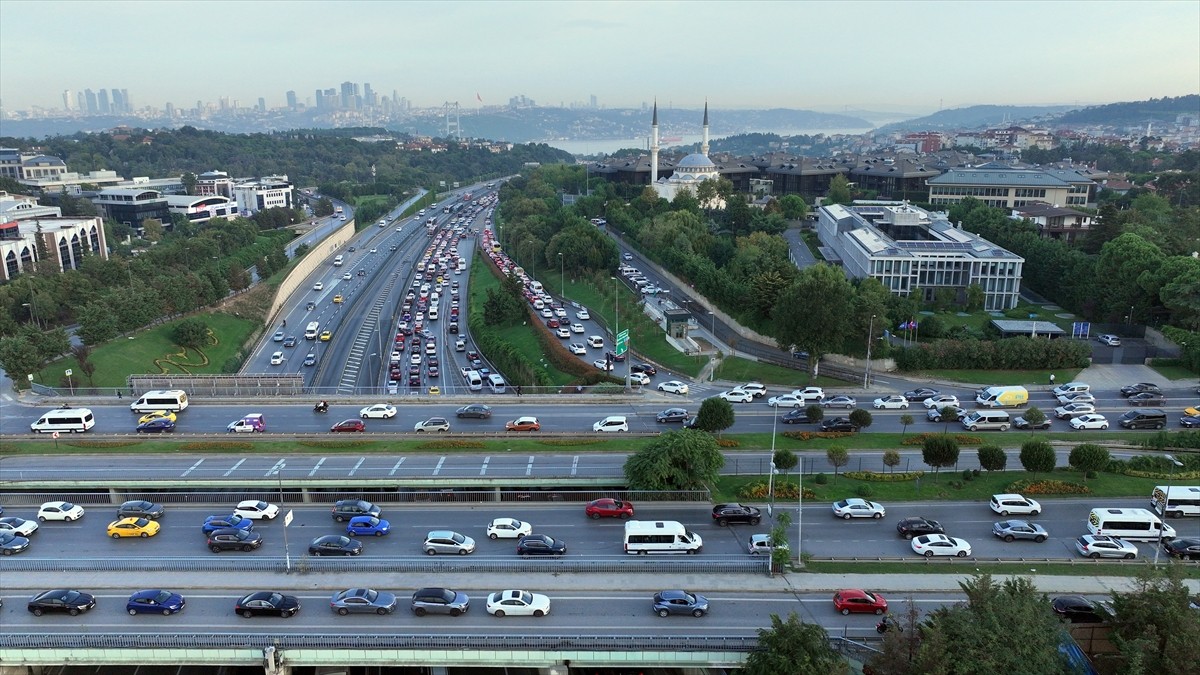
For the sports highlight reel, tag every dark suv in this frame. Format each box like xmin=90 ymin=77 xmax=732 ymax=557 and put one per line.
xmin=331 ymin=499 xmax=381 ymax=522
xmin=207 ymin=528 xmax=263 ymax=552
xmin=896 ymin=517 xmax=945 ymax=540
xmin=411 ymin=587 xmax=470 ymax=617
xmin=820 ymin=417 xmax=859 ymax=433
xmin=1118 ymin=409 xmax=1167 ymax=430
xmin=712 ymin=503 xmax=761 ymax=526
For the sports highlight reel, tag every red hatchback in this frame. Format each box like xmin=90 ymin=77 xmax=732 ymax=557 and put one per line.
xmin=330 ymin=419 xmax=365 ymax=433
xmin=585 ymin=498 xmax=634 ymax=520
xmin=832 ymin=589 xmax=888 ymax=615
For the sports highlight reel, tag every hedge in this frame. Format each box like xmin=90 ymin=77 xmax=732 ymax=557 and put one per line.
xmin=894 ymin=335 xmax=1091 ymax=371
xmin=844 ymin=470 xmax=925 ymax=482
xmin=901 ymin=432 xmax=984 ymax=446
xmin=1005 ymin=479 xmax=1091 ymax=495
xmin=415 ymin=440 xmax=486 ymax=449
xmin=738 ymin=481 xmax=815 ymax=500
xmin=179 ymin=441 xmax=253 ymax=451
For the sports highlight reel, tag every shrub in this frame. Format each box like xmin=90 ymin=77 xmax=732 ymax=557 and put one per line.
xmin=715 ymin=438 xmax=741 ymax=448
xmin=1005 ymin=479 xmax=1090 ymax=495
xmin=962 ymin=469 xmax=974 ymax=481
xmin=948 ymin=480 xmax=964 ymax=489
xmin=901 ymin=432 xmax=984 ymax=446
xmin=843 ymin=470 xmax=925 ymax=482
xmin=813 ymin=473 xmax=829 ymax=485
xmin=781 ymin=430 xmax=857 ymax=442
xmin=737 ymin=481 xmax=815 ymax=500
xmin=536 ymin=439 xmax=603 ymax=446
xmin=297 ymin=440 xmax=373 ymax=449
xmin=855 ymin=484 xmax=875 ymax=498
xmin=1085 ymin=470 xmax=1099 ymax=480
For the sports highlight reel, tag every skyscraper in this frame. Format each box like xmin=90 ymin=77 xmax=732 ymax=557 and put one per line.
xmin=84 ymin=89 xmax=97 ymax=114
xmin=62 ymin=90 xmax=72 ymax=111
xmin=257 ymin=97 xmax=266 ymax=112
xmin=111 ymin=89 xmax=125 ymax=114
xmin=97 ymin=89 xmax=110 ymax=114
xmin=286 ymin=90 xmax=298 ymax=109
xmin=363 ymin=83 xmax=374 ymax=107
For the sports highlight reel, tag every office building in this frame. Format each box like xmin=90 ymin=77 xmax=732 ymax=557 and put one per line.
xmin=927 ymin=164 xmax=1097 ymax=209
xmin=232 ymin=175 xmax=293 ymax=214
xmin=0 ymin=205 xmax=108 ymax=281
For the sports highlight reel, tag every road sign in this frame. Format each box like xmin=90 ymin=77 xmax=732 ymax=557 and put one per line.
xmin=615 ymin=329 xmax=629 ymax=356
xmin=283 ymin=510 xmax=294 ymax=527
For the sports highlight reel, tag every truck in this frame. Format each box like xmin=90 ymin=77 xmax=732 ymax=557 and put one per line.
xmin=975 ymin=385 xmax=1029 ymax=408
xmin=305 ymin=321 xmax=320 ymax=340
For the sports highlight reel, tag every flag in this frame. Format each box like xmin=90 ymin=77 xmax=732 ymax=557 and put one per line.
xmin=476 ymin=92 xmax=483 ymax=103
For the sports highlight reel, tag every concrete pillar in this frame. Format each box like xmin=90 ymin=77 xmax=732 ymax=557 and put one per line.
xmin=109 ymin=488 xmax=122 ymax=505
xmin=493 ymin=486 xmax=501 ymax=502
xmin=300 ymin=488 xmax=312 ymax=503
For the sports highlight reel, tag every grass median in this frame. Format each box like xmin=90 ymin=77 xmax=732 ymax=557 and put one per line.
xmin=797 ymin=560 xmax=1200 ymax=579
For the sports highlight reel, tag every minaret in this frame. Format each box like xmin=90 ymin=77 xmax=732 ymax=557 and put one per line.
xmin=701 ymin=100 xmax=710 ymax=157
xmin=650 ymin=100 xmax=659 ymax=184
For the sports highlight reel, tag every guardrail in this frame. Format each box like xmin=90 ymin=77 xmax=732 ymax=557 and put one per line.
xmin=808 ymin=556 xmax=1170 ymax=565
xmin=0 ymin=489 xmax=710 ymax=507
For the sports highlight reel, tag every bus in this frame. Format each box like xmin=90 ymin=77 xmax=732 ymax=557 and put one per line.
xmin=1087 ymin=507 xmax=1176 ymax=541
xmin=623 ymin=520 xmax=703 ymax=555
xmin=1152 ymin=486 xmax=1200 ymax=518
xmin=305 ymin=321 xmax=320 ymax=340
xmin=129 ymin=390 xmax=189 ymax=413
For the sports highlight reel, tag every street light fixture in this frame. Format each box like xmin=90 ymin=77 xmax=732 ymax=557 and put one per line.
xmin=1153 ymin=454 xmax=1185 ymax=567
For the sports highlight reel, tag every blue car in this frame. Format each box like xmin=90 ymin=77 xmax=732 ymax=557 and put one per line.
xmin=136 ymin=418 xmax=176 ymax=433
xmin=126 ymin=589 xmax=185 ymax=615
xmin=201 ymin=514 xmax=253 ymax=534
xmin=346 ymin=515 xmax=390 ymax=537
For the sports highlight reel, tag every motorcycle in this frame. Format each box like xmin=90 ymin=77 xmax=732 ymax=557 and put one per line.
xmin=313 ymin=402 xmax=328 ymax=413
xmin=876 ymin=618 xmax=901 ymax=634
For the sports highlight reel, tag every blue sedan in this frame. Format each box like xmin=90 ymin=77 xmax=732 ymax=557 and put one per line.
xmin=201 ymin=514 xmax=253 ymax=534
xmin=126 ymin=589 xmax=185 ymax=615
xmin=136 ymin=418 xmax=176 ymax=433
xmin=346 ymin=516 xmax=390 ymax=537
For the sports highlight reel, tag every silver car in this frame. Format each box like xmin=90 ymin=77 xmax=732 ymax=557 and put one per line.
xmin=411 ymin=587 xmax=470 ymax=617
xmin=330 ymin=588 xmax=397 ymax=616
xmin=1075 ymin=534 xmax=1138 ymax=559
xmin=423 ymin=530 xmax=476 ymax=555
xmin=992 ymin=520 xmax=1048 ymax=543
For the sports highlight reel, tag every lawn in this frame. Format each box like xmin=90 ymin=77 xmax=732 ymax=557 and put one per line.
xmin=929 ymin=303 xmax=1079 ymax=334
xmin=715 ymin=356 xmax=845 ymax=388
xmin=1148 ymin=361 xmax=1200 ymax=381
xmin=35 ymin=312 xmax=259 ymax=389
xmin=798 ymin=561 xmax=1200 ymax=579
xmin=909 ymin=368 xmax=1082 ymax=387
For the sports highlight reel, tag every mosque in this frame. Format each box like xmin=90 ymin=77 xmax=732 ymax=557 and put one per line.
xmin=649 ymin=102 xmax=726 ymax=208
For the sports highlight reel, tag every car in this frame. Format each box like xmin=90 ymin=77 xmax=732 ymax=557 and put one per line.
xmin=235 ymin=591 xmax=300 ymax=618
xmin=319 ymin=330 xmax=332 ymax=341
xmin=586 ymin=335 xmax=605 ymax=349
xmin=992 ymin=520 xmax=1049 ymax=543
xmin=411 ymin=587 xmax=470 ymax=616
xmin=126 ymin=589 xmax=185 ymax=616
xmin=1180 ymin=414 xmax=1200 ymax=429
xmin=136 ymin=418 xmax=176 ymax=433
xmin=585 ymin=498 xmax=634 ymax=519
xmin=873 ymin=395 xmax=910 ymax=409
xmin=576 ymin=309 xmax=590 ymax=320
xmin=138 ymin=410 xmax=177 ymax=425
xmin=359 ymin=404 xmax=397 ymax=419
xmin=107 ymin=517 xmax=160 ymax=538
xmin=1097 ymin=334 xmax=1121 ymax=346
xmin=234 ymin=500 xmax=280 ymax=520
xmin=346 ymin=516 xmax=390 ymax=537
xmin=738 ymin=382 xmax=767 ymax=398
xmin=593 ymin=415 xmax=629 ymax=432
xmin=926 ymin=406 xmax=964 ymax=423
xmin=456 ymin=404 xmax=492 ymax=419
xmin=304 ymin=353 xmax=317 ymax=366
xmin=305 ymin=301 xmax=316 ymax=310
xmin=792 ymin=387 xmax=825 ymax=401
xmin=331 ymin=418 xmax=365 ymax=432
xmin=309 ymin=534 xmax=363 ymax=556
xmin=546 ymin=318 xmax=560 ymax=329
xmin=777 ymin=408 xmax=813 ymax=424
xmin=1075 ymin=534 xmax=1137 ymax=559
xmin=487 ymin=589 xmax=550 ymax=617
xmin=832 ymin=498 xmax=886 ymax=520
xmin=592 ymin=358 xmax=615 ymax=371
xmin=895 ymin=517 xmax=944 ymax=540
xmin=568 ymin=343 xmax=587 ymax=355
xmin=1162 ymin=537 xmax=1200 ymax=561
xmin=330 ymin=588 xmax=397 ymax=616
xmin=269 ymin=351 xmax=285 ymax=365
xmin=202 ymin=514 xmax=253 ymax=534
xmin=820 ymin=417 xmax=858 ymax=432
xmin=658 ymin=380 xmax=689 ymax=395
xmin=207 ymin=528 xmax=263 ymax=552
xmin=313 ymin=282 xmax=324 ymax=291
xmin=0 ymin=517 xmax=38 ymax=536
xmin=273 ymin=331 xmax=285 ymax=342
xmin=414 ymin=417 xmax=451 ymax=432
xmin=541 ymin=308 xmax=554 ymax=319
xmin=331 ymin=499 xmax=380 ymax=522
xmin=1013 ymin=415 xmax=1052 ymax=430
xmin=747 ymin=533 xmax=787 ymax=555
xmin=903 ymin=387 xmax=939 ymax=402
xmin=424 ymin=530 xmax=476 ymax=555
xmin=629 ymin=372 xmax=651 ymax=386
xmin=912 ymin=534 xmax=972 ymax=557
xmin=505 ymin=416 xmax=540 ymax=431
xmin=486 ymin=517 xmax=531 ymax=539
xmin=1120 ymin=382 xmax=1162 ymax=397
xmin=332 ymin=294 xmax=344 ymax=304
xmin=516 ymin=533 xmax=567 ymax=556
xmin=1128 ymin=392 xmax=1166 ymax=406
xmin=833 ymin=589 xmax=888 ymax=615
xmin=821 ymin=395 xmax=857 ymax=409
xmin=369 ymin=248 xmax=377 ymax=254
xmin=990 ymin=494 xmax=1041 ymax=516
xmin=1055 ymin=402 xmax=1095 ymax=419
xmin=1057 ymin=392 xmax=1095 ymax=405
xmin=283 ymin=336 xmax=297 ymax=348
xmin=0 ymin=530 xmax=31 ymax=555
xmin=571 ymin=323 xmax=585 ymax=333
xmin=923 ymin=394 xmax=959 ymax=409
xmin=1052 ymin=595 xmax=1112 ymax=623
xmin=28 ymin=589 xmax=96 ymax=616
xmin=718 ymin=389 xmax=754 ymax=403
xmin=1070 ymin=414 xmax=1108 ymax=430
xmin=342 ymin=272 xmax=352 ymax=280
xmin=652 ymin=590 xmax=708 ymax=617
xmin=37 ymin=501 xmax=84 ymax=522
xmin=632 ymin=362 xmax=658 ymax=376
xmin=712 ymin=503 xmax=762 ymax=526
xmin=768 ymin=394 xmax=804 ymax=408
xmin=656 ymin=408 xmax=689 ymax=423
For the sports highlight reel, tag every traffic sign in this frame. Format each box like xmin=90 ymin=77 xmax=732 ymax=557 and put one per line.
xmin=615 ymin=329 xmax=629 ymax=356
xmin=284 ymin=510 xmax=294 ymax=527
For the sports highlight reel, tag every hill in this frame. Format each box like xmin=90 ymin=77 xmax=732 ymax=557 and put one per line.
xmin=1054 ymin=95 xmax=1200 ymax=126
xmin=876 ymin=104 xmax=1080 ymax=133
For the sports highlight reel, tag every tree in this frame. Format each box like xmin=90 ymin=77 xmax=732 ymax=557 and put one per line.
xmin=171 ymin=318 xmax=210 ymax=350
xmin=694 ymin=396 xmax=735 ymax=435
xmin=1068 ymin=443 xmax=1110 ymax=480
xmin=849 ymin=408 xmax=873 ymax=430
xmin=898 ymin=414 xmax=914 ymax=438
xmin=804 ymin=404 xmax=824 ymax=424
xmin=882 ymin=449 xmax=901 ymax=474
xmin=826 ymin=445 xmax=849 ymax=481
xmin=141 ymin=218 xmax=164 ymax=243
xmin=977 ymin=445 xmax=1007 ymax=471
xmin=180 ymin=172 xmax=197 ymax=196
xmin=964 ymin=283 xmax=986 ymax=312
xmin=622 ymin=429 xmax=724 ymax=491
xmin=742 ymin=612 xmax=849 ymax=675
xmin=71 ymin=344 xmax=96 ymax=386
xmin=75 ymin=301 xmax=119 ymax=345
xmin=1108 ymin=565 xmax=1200 ymax=675
xmin=773 ymin=448 xmax=798 ymax=477
xmin=1022 ymin=406 xmax=1046 ymax=431
xmin=773 ymin=264 xmax=854 ymax=377
xmin=769 ymin=510 xmax=792 ymax=574
xmin=0 ymin=336 xmax=41 ymax=389
xmin=921 ymin=434 xmax=960 ymax=481
xmin=867 ymin=594 xmax=924 ymax=675
xmin=1019 ymin=440 xmax=1056 ymax=475
xmin=779 ymin=194 xmax=809 ymax=220
xmin=826 ymin=173 xmax=853 ymax=206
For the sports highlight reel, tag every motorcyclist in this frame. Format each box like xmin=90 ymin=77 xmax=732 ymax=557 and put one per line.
xmin=282 ymin=319 xmax=287 ymax=328
xmin=314 ymin=400 xmax=328 ymax=412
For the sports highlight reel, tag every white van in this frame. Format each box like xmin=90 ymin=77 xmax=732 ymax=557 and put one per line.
xmin=1087 ymin=507 xmax=1176 ymax=541
xmin=1151 ymin=486 xmax=1200 ymax=518
xmin=487 ymin=374 xmax=506 ymax=394
xmin=31 ymin=407 xmax=95 ymax=433
xmin=960 ymin=410 xmax=1011 ymax=431
xmin=623 ymin=520 xmax=703 ymax=555
xmin=333 ymin=255 xmax=344 ymax=267
xmin=129 ymin=390 xmax=189 ymax=413
xmin=529 ymin=281 xmax=544 ymax=293
xmin=305 ymin=321 xmax=321 ymax=340
xmin=464 ymin=369 xmax=483 ymax=391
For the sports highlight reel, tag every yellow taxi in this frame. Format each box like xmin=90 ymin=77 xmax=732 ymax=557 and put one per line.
xmin=107 ymin=517 xmax=161 ymax=539
xmin=138 ymin=410 xmax=177 ymax=425
xmin=428 ymin=386 xmax=441 ymax=396
xmin=1185 ymin=405 xmax=1200 ymax=417
xmin=333 ymin=294 xmax=344 ymax=304
xmin=320 ymin=330 xmax=333 ymax=342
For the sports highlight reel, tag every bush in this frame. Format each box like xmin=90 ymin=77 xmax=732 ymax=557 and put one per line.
xmin=1085 ymin=470 xmax=1099 ymax=480
xmin=536 ymin=439 xmax=603 ymax=446
xmin=1019 ymin=439 xmax=1056 ymax=474
xmin=843 ymin=470 xmax=925 ymax=482
xmin=781 ymin=430 xmax=857 ymax=441
xmin=813 ymin=473 xmax=829 ymax=485
xmin=855 ymin=484 xmax=875 ymax=498
xmin=737 ymin=481 xmax=816 ymax=500
xmin=415 ymin=440 xmax=487 ymax=449
xmin=962 ymin=469 xmax=974 ymax=481
xmin=1005 ymin=479 xmax=1090 ymax=495
xmin=715 ymin=438 xmax=741 ymax=447
xmin=901 ymin=432 xmax=984 ymax=446
xmin=893 ymin=335 xmax=1091 ymax=371
xmin=179 ymin=441 xmax=253 ymax=451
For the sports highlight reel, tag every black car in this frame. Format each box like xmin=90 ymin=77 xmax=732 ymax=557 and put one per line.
xmin=309 ymin=534 xmax=363 ymax=556
xmin=1051 ymin=595 xmax=1109 ymax=623
xmin=1119 ymin=382 xmax=1161 ymax=397
xmin=631 ymin=363 xmax=657 ymax=376
xmin=235 ymin=591 xmax=300 ymax=618
xmin=207 ymin=528 xmax=263 ymax=552
xmin=712 ymin=503 xmax=761 ymax=526
xmin=682 ymin=415 xmax=698 ymax=429
xmin=656 ymin=408 xmax=689 ymax=423
xmin=515 ymin=533 xmax=567 ymax=556
xmin=28 ymin=589 xmax=96 ymax=616
xmin=896 ymin=517 xmax=945 ymax=540
xmin=136 ymin=418 xmax=176 ymax=433
xmin=331 ymin=499 xmax=380 ymax=522
xmin=1013 ymin=415 xmax=1052 ymax=430
xmin=903 ymin=387 xmax=939 ymax=402
xmin=1128 ymin=392 xmax=1166 ymax=406
xmin=117 ymin=500 xmax=165 ymax=520
xmin=781 ymin=408 xmax=814 ymax=424
xmin=820 ymin=417 xmax=858 ymax=433
xmin=1163 ymin=537 xmax=1200 ymax=561
xmin=1181 ymin=415 xmax=1200 ymax=429
xmin=0 ymin=531 xmax=30 ymax=555
xmin=455 ymin=404 xmax=492 ymax=419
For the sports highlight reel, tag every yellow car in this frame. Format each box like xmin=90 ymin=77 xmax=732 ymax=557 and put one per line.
xmin=428 ymin=386 xmax=441 ymax=396
xmin=107 ymin=517 xmax=161 ymax=539
xmin=320 ymin=330 xmax=333 ymax=342
xmin=333 ymin=294 xmax=344 ymax=304
xmin=1185 ymin=405 xmax=1200 ymax=417
xmin=138 ymin=410 xmax=177 ymax=425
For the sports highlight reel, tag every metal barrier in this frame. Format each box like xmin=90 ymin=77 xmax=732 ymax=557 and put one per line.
xmin=0 ymin=489 xmax=710 ymax=507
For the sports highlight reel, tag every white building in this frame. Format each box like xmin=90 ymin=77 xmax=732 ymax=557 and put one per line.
xmin=1 ymin=215 xmax=108 ymax=281
xmin=163 ymin=194 xmax=238 ymax=223
xmin=232 ymin=175 xmax=293 ymax=215
xmin=650 ymin=103 xmax=725 ymax=208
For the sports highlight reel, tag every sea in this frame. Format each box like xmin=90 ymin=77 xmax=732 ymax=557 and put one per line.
xmin=544 ymin=128 xmax=874 ymax=156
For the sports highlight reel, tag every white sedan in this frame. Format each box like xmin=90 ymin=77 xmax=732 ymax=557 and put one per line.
xmin=540 ymin=308 xmax=553 ymax=318
xmin=234 ymin=500 xmax=280 ymax=520
xmin=576 ymin=309 xmax=590 ymax=320
xmin=486 ymin=518 xmax=531 ymax=540
xmin=658 ymin=381 xmax=689 ymax=395
xmin=718 ymin=389 xmax=754 ymax=403
xmin=911 ymin=534 xmax=972 ymax=558
xmin=767 ymin=394 xmax=804 ymax=408
xmin=37 ymin=501 xmax=85 ymax=522
xmin=359 ymin=404 xmax=397 ymax=419
xmin=593 ymin=359 xmax=614 ymax=372
xmin=0 ymin=517 xmax=39 ymax=536
xmin=487 ymin=589 xmax=550 ymax=617
xmin=568 ymin=343 xmax=587 ymax=355
xmin=555 ymin=328 xmax=571 ymax=339
xmin=270 ymin=351 xmax=285 ymax=365
xmin=923 ymin=394 xmax=959 ymax=409
xmin=831 ymin=498 xmax=886 ymax=519
xmin=1070 ymin=414 xmax=1109 ymax=430
xmin=571 ymin=323 xmax=585 ymax=333
xmin=873 ymin=395 xmax=910 ymax=409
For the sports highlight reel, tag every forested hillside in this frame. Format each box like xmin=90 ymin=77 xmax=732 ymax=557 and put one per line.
xmin=1055 ymin=95 xmax=1200 ymax=125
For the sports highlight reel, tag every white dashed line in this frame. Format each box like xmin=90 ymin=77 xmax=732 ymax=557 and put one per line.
xmin=526 ymin=455 xmax=535 ymax=476
xmin=265 ymin=458 xmax=285 ymax=477
xmin=309 ymin=458 xmax=327 ymax=477
xmin=480 ymin=456 xmax=491 ymax=476
xmin=433 ymin=456 xmax=445 ymax=476
xmin=181 ymin=459 xmax=204 ymax=477
xmin=571 ymin=456 xmax=579 ymax=476
xmin=389 ymin=458 xmax=406 ymax=476
xmin=349 ymin=457 xmax=365 ymax=476
xmin=224 ymin=458 xmax=246 ymax=477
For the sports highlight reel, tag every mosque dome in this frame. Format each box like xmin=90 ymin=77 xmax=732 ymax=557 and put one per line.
xmin=677 ymin=153 xmax=716 ymax=169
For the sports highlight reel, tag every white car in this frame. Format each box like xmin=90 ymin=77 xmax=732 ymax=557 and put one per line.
xmin=576 ymin=309 xmax=590 ymax=320
xmin=555 ymin=328 xmax=571 ymax=339
xmin=571 ymin=323 xmax=585 ymax=333
xmin=1097 ymin=334 xmax=1121 ymax=346
xmin=1054 ymin=402 xmax=1095 ymax=419
xmin=487 ymin=589 xmax=550 ymax=617
xmin=767 ymin=394 xmax=804 ymax=408
xmin=593 ymin=415 xmax=629 ymax=432
xmin=270 ymin=351 xmax=285 ymax=366
xmin=831 ymin=498 xmax=886 ymax=520
xmin=792 ymin=387 xmax=825 ymax=402
xmin=587 ymin=336 xmax=604 ymax=349
xmin=658 ymin=381 xmax=689 ymax=395
xmin=872 ymin=395 xmax=910 ymax=409
xmin=990 ymin=494 xmax=1042 ymax=516
xmin=0 ymin=517 xmax=39 ymax=536
xmin=234 ymin=500 xmax=280 ymax=520
xmin=486 ymin=518 xmax=531 ymax=540
xmin=911 ymin=534 xmax=972 ymax=558
xmin=630 ymin=372 xmax=651 ymax=386
xmin=37 ymin=501 xmax=85 ymax=522
xmin=741 ymin=383 xmax=767 ymax=398
xmin=923 ymin=394 xmax=959 ymax=409
xmin=369 ymin=248 xmax=377 ymax=254
xmin=593 ymin=359 xmax=614 ymax=371
xmin=569 ymin=343 xmax=587 ymax=355
xmin=1057 ymin=392 xmax=1096 ymax=405
xmin=313 ymin=282 xmax=324 ymax=291
xmin=553 ymin=308 xmax=567 ymax=318
xmin=359 ymin=404 xmax=397 ymax=419
xmin=410 ymin=353 xmax=422 ymax=365
xmin=1070 ymin=413 xmax=1109 ymax=430
xmin=342 ymin=272 xmax=352 ymax=280
xmin=719 ymin=389 xmax=754 ymax=403
xmin=540 ymin=308 xmax=553 ymax=318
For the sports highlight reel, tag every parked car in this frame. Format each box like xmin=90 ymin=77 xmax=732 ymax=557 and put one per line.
xmin=234 ymin=591 xmax=300 ymax=618
xmin=832 ymin=498 xmax=886 ymax=520
xmin=712 ymin=503 xmax=762 ymax=526
xmin=330 ymin=588 xmax=397 ymax=616
xmin=1097 ymin=334 xmax=1121 ymax=346
xmin=515 ymin=533 xmax=566 ymax=556
xmin=585 ymin=498 xmax=634 ymax=520
xmin=652 ymin=590 xmax=708 ymax=617
xmin=487 ymin=589 xmax=550 ymax=617
xmin=411 ymin=587 xmax=470 ymax=616
xmin=833 ymin=589 xmax=888 ymax=615
xmin=911 ymin=534 xmax=972 ymax=557
xmin=1161 ymin=537 xmax=1200 ymax=561
xmin=1120 ymin=382 xmax=1162 ymax=397
xmin=1052 ymin=595 xmax=1112 ymax=623
xmin=1074 ymin=534 xmax=1137 ymax=559
xmin=1128 ymin=392 xmax=1166 ymax=406
xmin=992 ymin=520 xmax=1049 ymax=543
xmin=895 ymin=517 xmax=943 ymax=540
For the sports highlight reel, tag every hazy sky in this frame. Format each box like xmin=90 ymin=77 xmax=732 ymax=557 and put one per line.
xmin=2 ymin=0 xmax=1197 ymax=113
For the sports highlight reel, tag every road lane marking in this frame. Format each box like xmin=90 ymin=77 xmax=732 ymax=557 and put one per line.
xmin=433 ymin=456 xmax=446 ymax=476
xmin=181 ymin=459 xmax=204 ymax=477
xmin=349 ymin=457 xmax=365 ymax=476
xmin=526 ymin=455 xmax=535 ymax=476
xmin=265 ymin=458 xmax=285 ymax=477
xmin=309 ymin=458 xmax=327 ymax=477
xmin=389 ymin=458 xmax=405 ymax=476
xmin=480 ymin=456 xmax=491 ymax=476
xmin=223 ymin=458 xmax=246 ymax=477
xmin=571 ymin=456 xmax=579 ymax=476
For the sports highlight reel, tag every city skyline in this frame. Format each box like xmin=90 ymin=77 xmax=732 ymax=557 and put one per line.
xmin=1 ymin=0 xmax=1198 ymax=115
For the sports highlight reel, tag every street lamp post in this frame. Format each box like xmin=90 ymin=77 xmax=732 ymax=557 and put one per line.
xmin=767 ymin=411 xmax=779 ymax=515
xmin=708 ymin=311 xmax=716 ymax=382
xmin=1153 ymin=454 xmax=1184 ymax=566
xmin=864 ymin=314 xmax=876 ymax=389
xmin=558 ymin=252 xmax=565 ymax=301
xmin=270 ymin=463 xmax=292 ymax=572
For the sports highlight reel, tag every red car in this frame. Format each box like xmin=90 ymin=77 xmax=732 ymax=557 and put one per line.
xmin=546 ymin=319 xmax=560 ymax=329
xmin=832 ymin=589 xmax=888 ymax=615
xmin=330 ymin=419 xmax=365 ymax=433
xmin=585 ymin=498 xmax=634 ymax=520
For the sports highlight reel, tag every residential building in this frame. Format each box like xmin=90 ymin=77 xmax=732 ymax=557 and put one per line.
xmin=0 ymin=215 xmax=108 ymax=281
xmin=927 ymin=164 xmax=1097 ymax=209
xmin=232 ymin=175 xmax=293 ymax=214
xmin=1010 ymin=204 xmax=1093 ymax=244
xmin=849 ymin=158 xmax=941 ymax=202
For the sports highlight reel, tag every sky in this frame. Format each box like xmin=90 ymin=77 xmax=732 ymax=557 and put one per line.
xmin=1 ymin=0 xmax=1198 ymax=114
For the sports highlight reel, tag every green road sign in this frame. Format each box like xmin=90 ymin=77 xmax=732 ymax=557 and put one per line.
xmin=615 ymin=329 xmax=629 ymax=356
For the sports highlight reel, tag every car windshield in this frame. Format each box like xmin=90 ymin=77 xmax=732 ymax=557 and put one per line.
xmin=153 ymin=590 xmax=172 ymax=604
xmin=517 ymin=591 xmax=533 ymax=604
xmin=267 ymin=593 xmax=283 ymax=606
xmin=62 ymin=590 xmax=81 ymax=603
xmin=60 ymin=502 xmax=76 ymax=510
xmin=234 ymin=529 xmax=250 ymax=540
xmin=361 ymin=589 xmax=378 ymax=602
xmin=451 ymin=533 xmax=466 ymax=544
